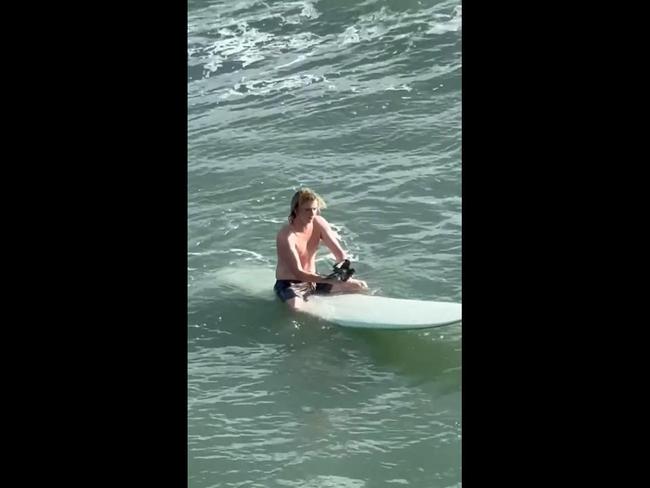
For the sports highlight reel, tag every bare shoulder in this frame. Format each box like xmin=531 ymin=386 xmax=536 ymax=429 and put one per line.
xmin=276 ymin=224 xmax=295 ymax=244
xmin=315 ymin=215 xmax=337 ymax=236
xmin=314 ymin=215 xmax=331 ymax=230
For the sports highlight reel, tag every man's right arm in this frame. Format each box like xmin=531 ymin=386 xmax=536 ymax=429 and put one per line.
xmin=277 ymin=232 xmax=334 ymax=284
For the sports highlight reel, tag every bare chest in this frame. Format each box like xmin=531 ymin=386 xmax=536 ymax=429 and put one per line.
xmin=293 ymin=229 xmax=321 ymax=257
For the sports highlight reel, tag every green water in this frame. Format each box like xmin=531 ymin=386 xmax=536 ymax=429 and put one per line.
xmin=189 ymin=0 xmax=461 ymax=486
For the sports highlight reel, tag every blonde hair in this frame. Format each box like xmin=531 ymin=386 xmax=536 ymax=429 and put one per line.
xmin=288 ymin=188 xmax=327 ymax=223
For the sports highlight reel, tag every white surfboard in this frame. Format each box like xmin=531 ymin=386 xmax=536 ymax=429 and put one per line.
xmin=214 ymin=265 xmax=462 ymax=330
xmin=302 ymin=293 xmax=461 ymax=330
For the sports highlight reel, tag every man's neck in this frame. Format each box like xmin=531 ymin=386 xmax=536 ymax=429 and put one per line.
xmin=291 ymin=220 xmax=312 ymax=234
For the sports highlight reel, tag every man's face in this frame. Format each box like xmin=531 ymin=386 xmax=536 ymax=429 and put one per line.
xmin=298 ymin=200 xmax=319 ymax=223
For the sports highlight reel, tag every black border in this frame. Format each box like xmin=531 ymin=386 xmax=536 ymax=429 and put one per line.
xmin=461 ymin=3 xmax=618 ymax=484
xmin=18 ymin=3 xmax=189 ymax=485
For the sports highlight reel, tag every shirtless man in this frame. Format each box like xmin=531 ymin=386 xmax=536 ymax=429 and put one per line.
xmin=274 ymin=188 xmax=368 ymax=311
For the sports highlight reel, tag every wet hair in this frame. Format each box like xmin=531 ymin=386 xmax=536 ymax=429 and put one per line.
xmin=288 ymin=188 xmax=327 ymax=223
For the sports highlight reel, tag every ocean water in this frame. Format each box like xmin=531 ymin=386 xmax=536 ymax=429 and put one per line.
xmin=188 ymin=0 xmax=462 ymax=486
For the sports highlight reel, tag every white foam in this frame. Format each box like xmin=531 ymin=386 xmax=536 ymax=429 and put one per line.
xmin=286 ymin=31 xmax=323 ymax=50
xmin=386 ymin=84 xmax=412 ymax=92
xmin=300 ymin=1 xmax=320 ymax=20
xmin=229 ymin=73 xmax=325 ymax=97
xmin=200 ymin=23 xmax=276 ymax=74
xmin=340 ymin=26 xmax=360 ymax=45
xmin=275 ymin=54 xmax=308 ymax=70
xmin=426 ymin=5 xmax=462 ymax=34
xmin=240 ymin=53 xmax=266 ymax=67
xmin=191 ymin=0 xmax=461 ymax=83
xmin=228 ymin=248 xmax=269 ymax=262
xmin=203 ymin=55 xmax=223 ymax=74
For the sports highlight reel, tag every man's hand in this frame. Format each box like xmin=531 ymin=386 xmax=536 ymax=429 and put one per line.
xmin=338 ymin=278 xmax=368 ymax=292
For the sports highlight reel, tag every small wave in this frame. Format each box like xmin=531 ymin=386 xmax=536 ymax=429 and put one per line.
xmin=277 ymin=475 xmax=366 ymax=488
xmin=220 ymin=72 xmax=326 ymax=99
xmin=190 ymin=3 xmax=325 ymax=80
xmin=300 ymin=1 xmax=320 ymax=20
xmin=385 ymin=84 xmax=412 ymax=92
xmin=427 ymin=5 xmax=462 ymax=35
xmin=228 ymin=248 xmax=269 ymax=262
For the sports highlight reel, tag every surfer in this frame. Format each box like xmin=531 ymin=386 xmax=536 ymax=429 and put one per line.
xmin=275 ymin=188 xmax=368 ymax=311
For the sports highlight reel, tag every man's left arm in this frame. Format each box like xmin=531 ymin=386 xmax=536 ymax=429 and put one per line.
xmin=316 ymin=216 xmax=346 ymax=262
